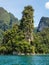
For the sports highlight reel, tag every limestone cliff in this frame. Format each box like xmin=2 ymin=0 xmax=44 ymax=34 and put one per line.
xmin=37 ymin=17 xmax=49 ymax=32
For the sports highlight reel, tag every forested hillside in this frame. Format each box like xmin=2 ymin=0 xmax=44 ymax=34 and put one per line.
xmin=0 ymin=6 xmax=49 ymax=55
xmin=0 ymin=7 xmax=20 ymax=43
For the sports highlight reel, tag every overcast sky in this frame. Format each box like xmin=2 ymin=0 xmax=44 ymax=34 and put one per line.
xmin=0 ymin=0 xmax=49 ymax=27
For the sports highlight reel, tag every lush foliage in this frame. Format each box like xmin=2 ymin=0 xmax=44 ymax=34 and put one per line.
xmin=34 ymin=28 xmax=49 ymax=54
xmin=1 ymin=24 xmax=35 ymax=54
xmin=0 ymin=6 xmax=49 ymax=55
xmin=0 ymin=6 xmax=35 ymax=54
xmin=20 ymin=6 xmax=34 ymax=42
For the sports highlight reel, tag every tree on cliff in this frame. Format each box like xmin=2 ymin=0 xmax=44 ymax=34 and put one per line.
xmin=20 ymin=5 xmax=34 ymax=43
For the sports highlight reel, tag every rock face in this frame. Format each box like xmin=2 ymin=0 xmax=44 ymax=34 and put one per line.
xmin=37 ymin=17 xmax=49 ymax=32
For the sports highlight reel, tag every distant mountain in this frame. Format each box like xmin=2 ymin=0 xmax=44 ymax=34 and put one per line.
xmin=0 ymin=7 xmax=10 ymax=31
xmin=37 ymin=17 xmax=49 ymax=32
xmin=0 ymin=7 xmax=20 ymax=31
xmin=0 ymin=7 xmax=20 ymax=43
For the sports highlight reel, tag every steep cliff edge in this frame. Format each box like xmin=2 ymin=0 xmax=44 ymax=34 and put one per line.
xmin=37 ymin=17 xmax=49 ymax=32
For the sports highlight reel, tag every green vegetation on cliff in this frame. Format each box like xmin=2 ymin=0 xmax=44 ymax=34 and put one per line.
xmin=0 ymin=6 xmax=49 ymax=55
xmin=1 ymin=6 xmax=35 ymax=54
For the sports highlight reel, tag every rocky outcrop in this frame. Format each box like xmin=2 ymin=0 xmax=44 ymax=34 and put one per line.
xmin=37 ymin=17 xmax=49 ymax=32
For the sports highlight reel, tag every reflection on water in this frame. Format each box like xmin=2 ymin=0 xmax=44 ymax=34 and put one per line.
xmin=0 ymin=55 xmax=49 ymax=65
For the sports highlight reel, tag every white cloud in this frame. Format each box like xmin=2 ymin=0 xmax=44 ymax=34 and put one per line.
xmin=45 ymin=2 xmax=49 ymax=9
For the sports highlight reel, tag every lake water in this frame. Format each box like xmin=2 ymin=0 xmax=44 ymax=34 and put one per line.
xmin=0 ymin=55 xmax=49 ymax=65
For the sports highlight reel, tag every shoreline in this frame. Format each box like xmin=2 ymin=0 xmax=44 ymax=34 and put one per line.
xmin=0 ymin=53 xmax=49 ymax=56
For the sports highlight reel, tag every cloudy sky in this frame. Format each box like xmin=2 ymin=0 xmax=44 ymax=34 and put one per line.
xmin=0 ymin=0 xmax=49 ymax=27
